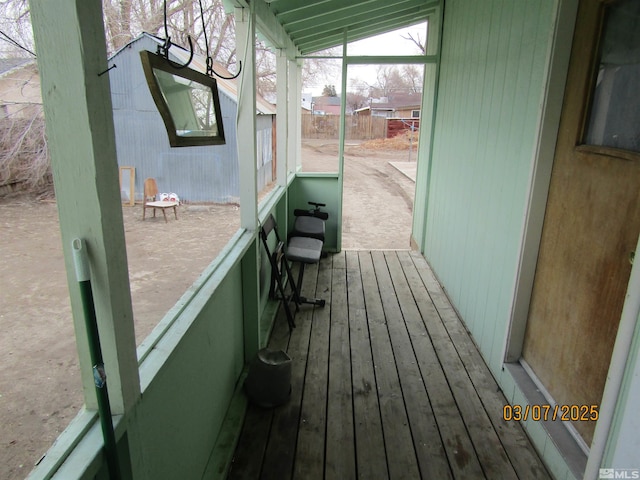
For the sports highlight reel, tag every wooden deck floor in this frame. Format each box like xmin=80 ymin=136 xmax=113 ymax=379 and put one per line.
xmin=227 ymin=251 xmax=550 ymax=479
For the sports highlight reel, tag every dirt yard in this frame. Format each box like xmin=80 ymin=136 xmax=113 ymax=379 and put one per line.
xmin=0 ymin=141 xmax=416 ymax=479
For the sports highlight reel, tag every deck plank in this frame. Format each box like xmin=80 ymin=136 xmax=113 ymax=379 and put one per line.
xmin=293 ymin=257 xmax=332 ymax=480
xmin=324 ymin=252 xmax=357 ymax=479
xmin=408 ymin=251 xmax=551 ymax=478
xmin=345 ymin=251 xmax=389 ymax=479
xmin=260 ymin=262 xmax=319 ymax=480
xmin=228 ymin=252 xmax=550 ymax=480
xmin=360 ymin=252 xmax=420 ymax=480
xmin=374 ymin=251 xmax=460 ymax=479
xmin=383 ymin=250 xmax=466 ymax=479
xmin=393 ymin=251 xmax=515 ymax=478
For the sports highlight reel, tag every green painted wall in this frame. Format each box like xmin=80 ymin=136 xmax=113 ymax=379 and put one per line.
xmin=421 ymin=0 xmax=557 ymax=372
xmin=289 ymin=174 xmax=341 ymax=252
xmin=131 ymin=263 xmax=245 ymax=479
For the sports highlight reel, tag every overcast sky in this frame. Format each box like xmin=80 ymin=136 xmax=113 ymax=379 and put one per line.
xmin=305 ymin=22 xmax=428 ymax=95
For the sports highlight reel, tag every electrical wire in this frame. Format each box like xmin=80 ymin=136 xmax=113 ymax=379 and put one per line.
xmin=0 ymin=30 xmax=36 ymax=57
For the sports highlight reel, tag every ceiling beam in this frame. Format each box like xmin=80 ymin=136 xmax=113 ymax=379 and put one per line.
xmin=223 ymin=0 xmax=299 ymax=57
xmin=286 ymin=0 xmax=426 ymax=35
xmin=296 ymin=11 xmax=433 ymax=54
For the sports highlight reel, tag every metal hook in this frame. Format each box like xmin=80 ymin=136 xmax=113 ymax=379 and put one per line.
xmin=158 ymin=35 xmax=195 ymax=70
xmin=97 ymin=64 xmax=117 ymax=77
xmin=208 ymin=59 xmax=242 ymax=80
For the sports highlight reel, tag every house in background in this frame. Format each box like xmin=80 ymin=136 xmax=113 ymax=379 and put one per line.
xmin=108 ymin=33 xmax=276 ymax=203
xmin=0 ymin=58 xmax=40 ymax=119
xmin=369 ymin=92 xmax=422 ymax=118
xmin=354 ymin=93 xmax=422 ymax=138
xmin=301 ymin=92 xmax=313 ymax=111
xmin=311 ymin=95 xmax=342 ymax=115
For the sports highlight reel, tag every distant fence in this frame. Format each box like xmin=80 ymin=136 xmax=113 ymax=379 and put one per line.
xmin=387 ymin=118 xmax=420 ymax=138
xmin=301 ymin=114 xmax=421 ymax=140
xmin=302 ymin=114 xmax=387 ymax=140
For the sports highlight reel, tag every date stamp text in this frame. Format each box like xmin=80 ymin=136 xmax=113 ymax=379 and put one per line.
xmin=503 ymin=404 xmax=599 ymax=422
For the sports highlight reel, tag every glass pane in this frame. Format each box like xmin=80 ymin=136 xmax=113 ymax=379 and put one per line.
xmin=584 ymin=0 xmax=640 ymax=152
xmin=346 ymin=23 xmax=427 ymax=56
xmin=301 ymin=57 xmax=342 ymax=173
xmin=153 ymin=68 xmax=219 ymax=137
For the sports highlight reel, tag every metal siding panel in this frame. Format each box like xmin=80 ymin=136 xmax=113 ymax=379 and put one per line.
xmin=110 ymin=35 xmax=245 ymax=203
xmin=423 ymin=0 xmax=555 ymax=370
xmin=256 ymin=115 xmax=274 ymax=191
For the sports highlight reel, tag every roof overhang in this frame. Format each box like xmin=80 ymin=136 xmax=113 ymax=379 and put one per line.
xmin=225 ymin=0 xmax=440 ymax=57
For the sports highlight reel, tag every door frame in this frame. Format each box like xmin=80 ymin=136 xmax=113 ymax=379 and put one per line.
xmin=505 ymin=0 xmax=640 ymax=474
xmin=504 ymin=0 xmax=580 ymax=363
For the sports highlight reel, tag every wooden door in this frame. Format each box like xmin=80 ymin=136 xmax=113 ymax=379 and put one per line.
xmin=522 ymin=0 xmax=640 ymax=446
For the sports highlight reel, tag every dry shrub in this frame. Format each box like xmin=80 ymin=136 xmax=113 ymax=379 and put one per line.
xmin=360 ymin=129 xmax=419 ymax=151
xmin=0 ymin=107 xmax=52 ymax=196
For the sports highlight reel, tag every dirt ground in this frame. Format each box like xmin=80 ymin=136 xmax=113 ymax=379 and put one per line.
xmin=0 ymin=141 xmax=416 ymax=479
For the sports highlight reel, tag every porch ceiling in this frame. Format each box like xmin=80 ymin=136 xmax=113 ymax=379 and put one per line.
xmin=230 ymin=0 xmax=440 ymax=55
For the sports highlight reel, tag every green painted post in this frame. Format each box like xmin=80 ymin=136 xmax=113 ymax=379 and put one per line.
xmin=29 ymin=0 xmax=140 ymax=416
xmin=72 ymin=239 xmax=122 ymax=480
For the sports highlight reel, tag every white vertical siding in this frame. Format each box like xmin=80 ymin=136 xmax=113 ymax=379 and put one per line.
xmin=423 ymin=0 xmax=557 ymax=372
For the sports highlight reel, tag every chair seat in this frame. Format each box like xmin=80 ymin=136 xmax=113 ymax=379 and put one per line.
xmin=292 ymin=215 xmax=325 ymax=241
xmin=286 ymin=236 xmax=323 ymax=264
xmin=146 ymin=200 xmax=178 ymax=208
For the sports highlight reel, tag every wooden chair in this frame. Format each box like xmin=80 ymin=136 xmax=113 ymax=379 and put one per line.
xmin=142 ymin=178 xmax=178 ymax=222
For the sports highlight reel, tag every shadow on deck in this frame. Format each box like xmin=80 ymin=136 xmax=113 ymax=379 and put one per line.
xmin=228 ymin=251 xmax=550 ymax=479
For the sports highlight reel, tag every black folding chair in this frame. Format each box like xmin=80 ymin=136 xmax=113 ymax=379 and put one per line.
xmin=260 ymin=214 xmax=325 ymax=332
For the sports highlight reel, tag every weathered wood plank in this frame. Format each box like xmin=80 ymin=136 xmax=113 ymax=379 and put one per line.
xmin=408 ymin=251 xmax=551 ymax=479
xmin=381 ymin=251 xmax=456 ymax=479
xmin=293 ymin=256 xmax=333 ymax=479
xmin=393 ymin=251 xmax=510 ymax=478
xmin=260 ymin=261 xmax=320 ymax=480
xmin=325 ymin=251 xmax=357 ymax=479
xmin=345 ymin=251 xmax=388 ymax=479
xmin=226 ymin=405 xmax=273 ymax=480
xmin=360 ymin=251 xmax=419 ymax=480
xmin=229 ymin=252 xmax=550 ymax=480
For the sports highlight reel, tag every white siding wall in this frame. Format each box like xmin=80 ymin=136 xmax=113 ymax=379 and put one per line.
xmin=423 ymin=0 xmax=557 ymax=372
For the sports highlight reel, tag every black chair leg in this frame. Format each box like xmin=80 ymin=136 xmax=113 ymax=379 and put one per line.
xmin=295 ymin=263 xmax=326 ymax=308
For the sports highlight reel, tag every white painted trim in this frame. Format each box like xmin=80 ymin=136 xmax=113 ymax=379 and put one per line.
xmin=504 ymin=0 xmax=579 ymax=362
xmin=276 ymin=50 xmax=288 ymax=187
xmin=520 ymin=359 xmax=590 ymax=455
xmin=287 ymin=59 xmax=299 ymax=175
xmin=585 ymin=232 xmax=640 ymax=478
xmin=236 ymin=5 xmax=258 ymax=231
xmin=336 ymin=32 xmax=348 ymax=252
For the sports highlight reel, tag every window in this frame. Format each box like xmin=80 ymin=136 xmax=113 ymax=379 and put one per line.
xmin=584 ymin=0 xmax=640 ymax=153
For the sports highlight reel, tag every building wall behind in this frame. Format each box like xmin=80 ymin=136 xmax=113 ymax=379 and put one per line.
xmin=109 ymin=36 xmax=273 ymax=203
xmin=421 ymin=0 xmax=557 ymax=372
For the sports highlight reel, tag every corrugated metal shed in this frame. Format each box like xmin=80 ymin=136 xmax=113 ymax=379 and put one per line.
xmin=108 ymin=33 xmax=275 ymax=203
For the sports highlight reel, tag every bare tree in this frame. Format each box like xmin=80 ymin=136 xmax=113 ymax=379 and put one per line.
xmin=300 ymin=49 xmax=341 ymax=95
xmin=402 ymin=64 xmax=424 ymax=93
xmin=401 ymin=32 xmax=426 ymax=55
xmin=0 ymin=0 xmax=33 ymax=57
xmin=0 ymin=107 xmax=51 ymax=195
xmin=346 ymin=91 xmax=367 ymax=112
xmin=344 ymin=76 xmax=368 ymax=112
